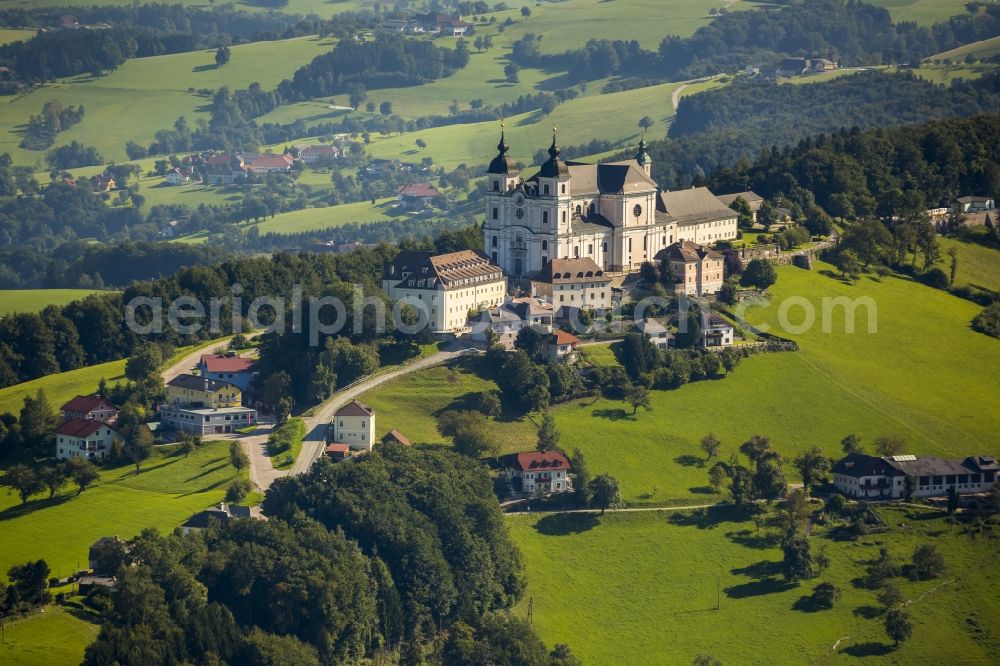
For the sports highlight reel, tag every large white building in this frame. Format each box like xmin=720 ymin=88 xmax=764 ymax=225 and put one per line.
xmin=382 ymin=249 xmax=507 ymax=333
xmin=501 ymin=450 xmax=572 ymax=495
xmin=482 ymin=130 xmax=737 ymax=277
xmin=331 ymin=400 xmax=376 ymax=451
xmin=531 ymin=257 xmax=613 ymax=314
xmin=56 ymin=419 xmax=120 ymax=461
xmin=832 ymin=453 xmax=999 ymax=500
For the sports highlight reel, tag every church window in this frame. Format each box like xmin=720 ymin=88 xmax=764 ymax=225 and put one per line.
xmin=588 ymin=244 xmax=593 ymax=255
xmin=492 ymin=251 xmax=498 ymax=262
xmin=542 ymin=240 xmax=548 ymax=250
xmin=603 ymin=242 xmax=608 ymax=252
xmin=589 ymin=202 xmax=596 ymax=213
xmin=561 ymin=184 xmax=566 ymax=194
xmin=643 ymin=237 xmax=647 ymax=250
xmin=576 ymin=205 xmax=582 ymax=215
xmin=544 ymin=184 xmax=550 ymax=195
xmin=516 ymin=208 xmax=524 ymax=219
xmin=492 ymin=207 xmax=498 ymax=220
xmin=574 ymin=247 xmax=580 ymax=258
xmin=543 ymin=211 xmax=549 ymax=224
xmin=493 ymin=180 xmax=500 ymax=191
xmin=633 ymin=204 xmax=642 ymax=218
xmin=628 ymin=239 xmax=632 ymax=252
xmin=492 ymin=236 xmax=498 ymax=247
xmin=562 ymin=211 xmax=566 ymax=223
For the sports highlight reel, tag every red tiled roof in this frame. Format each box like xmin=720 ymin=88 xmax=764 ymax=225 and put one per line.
xmin=205 ymin=154 xmax=233 ymax=166
xmin=200 ymin=354 xmax=254 ymax=373
xmin=61 ymin=395 xmax=116 ymax=414
xmin=325 ymin=443 xmax=350 ymax=453
xmin=398 ymin=182 xmax=440 ymax=198
xmin=552 ymin=330 xmax=582 ymax=346
xmin=57 ymin=418 xmax=115 ymax=438
xmin=251 ymin=154 xmax=293 ymax=168
xmin=336 ymin=400 xmax=373 ymax=417
xmin=504 ymin=450 xmax=571 ymax=472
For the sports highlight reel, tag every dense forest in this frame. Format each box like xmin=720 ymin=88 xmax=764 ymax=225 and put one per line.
xmin=83 ymin=447 xmax=577 ymax=665
xmin=0 ymin=5 xmax=377 ymax=84
xmin=648 ymin=70 xmax=1000 ymax=188
xmin=508 ymin=1 xmax=1000 ymax=83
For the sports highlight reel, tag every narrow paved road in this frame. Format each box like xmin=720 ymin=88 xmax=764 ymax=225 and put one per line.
xmin=505 ymin=502 xmax=721 ymax=517
xmin=671 ymin=83 xmax=689 ymax=111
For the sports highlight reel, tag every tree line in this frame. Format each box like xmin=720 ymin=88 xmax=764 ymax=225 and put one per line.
xmin=82 ymin=446 xmax=579 ymax=665
xmin=19 ymin=100 xmax=84 ymax=151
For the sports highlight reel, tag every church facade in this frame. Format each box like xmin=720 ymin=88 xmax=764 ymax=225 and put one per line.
xmin=483 ymin=131 xmax=738 ymax=277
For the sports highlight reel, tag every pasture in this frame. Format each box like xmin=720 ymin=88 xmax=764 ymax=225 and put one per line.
xmin=0 ymin=606 xmax=99 ymax=666
xmin=939 ymin=235 xmax=1000 ymax=292
xmin=0 ymin=360 xmax=127 ymax=417
xmin=868 ymin=0 xmax=977 ymax=26
xmin=0 ymin=289 xmax=108 ymax=316
xmin=0 ymin=439 xmax=241 ymax=579
xmin=931 ymin=35 xmax=1000 ymax=61
xmin=509 ymin=506 xmax=1000 ymax=664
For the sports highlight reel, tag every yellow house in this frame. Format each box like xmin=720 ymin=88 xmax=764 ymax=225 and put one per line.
xmin=166 ymin=374 xmax=242 ymax=408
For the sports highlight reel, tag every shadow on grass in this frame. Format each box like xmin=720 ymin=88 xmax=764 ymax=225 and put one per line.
xmin=533 ymin=513 xmax=600 ymax=536
xmin=0 ymin=494 xmax=73 ymax=522
xmin=674 ymin=455 xmax=704 ymax=468
xmin=842 ymin=642 xmax=895 ymax=658
xmin=852 ymin=605 xmax=880 ymax=619
xmin=591 ymin=408 xmax=634 ymax=421
xmin=724 ymin=578 xmax=796 ymax=599
xmin=791 ymin=594 xmax=828 ymax=613
xmin=192 ymin=63 xmax=220 ymax=73
xmin=726 ymin=529 xmax=779 ymax=550
xmin=689 ymin=486 xmax=719 ymax=495
xmin=184 ymin=462 xmax=229 ymax=483
xmin=667 ymin=505 xmax=742 ymax=530
xmin=730 ymin=559 xmax=782 ymax=579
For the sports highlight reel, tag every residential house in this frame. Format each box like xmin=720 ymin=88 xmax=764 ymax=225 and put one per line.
xmin=545 ymin=329 xmax=582 ymax=364
xmin=297 ymin=144 xmax=341 ymax=164
xmin=324 ymin=442 xmax=352 ymax=461
xmin=159 ymin=219 xmax=180 ymax=238
xmin=397 ymin=181 xmax=441 ymax=209
xmin=703 ymin=313 xmax=735 ymax=348
xmin=531 ymin=257 xmax=612 ymax=316
xmin=658 ymin=241 xmax=726 ymax=297
xmin=832 ymin=453 xmax=999 ymax=500
xmin=382 ymin=429 xmax=411 ymax=447
xmin=56 ymin=418 xmax=120 ymax=461
xmin=413 ymin=12 xmax=470 ymax=36
xmin=61 ymin=395 xmax=119 ymax=424
xmin=181 ymin=502 xmax=259 ymax=534
xmin=636 ymin=318 xmax=670 ymax=349
xmin=774 ymin=57 xmax=837 ymax=78
xmin=161 ymin=374 xmax=256 ymax=435
xmin=501 ymin=450 xmax=572 ymax=494
xmin=89 ymin=174 xmax=115 ymax=192
xmin=164 ymin=168 xmax=192 ymax=185
xmin=952 ymin=195 xmax=995 ymax=214
xmin=203 ymin=153 xmax=249 ymax=185
xmin=199 ymin=354 xmax=255 ymax=392
xmin=472 ymin=297 xmax=554 ymax=347
xmin=247 ymin=153 xmax=293 ymax=174
xmin=717 ymin=191 xmax=764 ymax=224
xmin=382 ymin=250 xmax=507 ymax=334
xmin=77 ymin=576 xmax=118 ymax=593
xmin=331 ymin=400 xmax=375 ymax=451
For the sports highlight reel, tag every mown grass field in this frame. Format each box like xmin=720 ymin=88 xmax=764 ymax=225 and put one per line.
xmin=0 ymin=289 xmax=108 ymax=316
xmin=0 ymin=36 xmax=334 ymax=164
xmin=939 ymin=236 xmax=1000 ymax=292
xmin=931 ymin=35 xmax=1000 ymax=61
xmin=0 ymin=440 xmax=240 ymax=578
xmin=248 ymin=196 xmax=400 ymax=234
xmin=509 ymin=506 xmax=1000 ymax=665
xmin=0 ymin=29 xmax=34 ymax=45
xmin=0 ymin=360 xmax=126 ymax=417
xmin=363 ymin=260 xmax=1000 ymax=504
xmin=0 ymin=606 xmax=99 ymax=666
xmin=868 ymin=0 xmax=974 ymax=25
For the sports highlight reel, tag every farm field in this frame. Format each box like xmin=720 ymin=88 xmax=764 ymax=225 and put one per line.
xmin=247 ymin=196 xmax=401 ymax=234
xmin=868 ymin=0 xmax=974 ymax=25
xmin=939 ymin=236 xmax=1000 ymax=292
xmin=0 ymin=36 xmax=334 ymax=164
xmin=0 ymin=29 xmax=34 ymax=45
xmin=361 ymin=260 xmax=1000 ymax=504
xmin=0 ymin=606 xmax=99 ymax=666
xmin=509 ymin=506 xmax=1000 ymax=665
xmin=0 ymin=360 xmax=126 ymax=417
xmin=931 ymin=34 xmax=1000 ymax=61
xmin=0 ymin=440 xmax=241 ymax=579
xmin=0 ymin=289 xmax=109 ymax=316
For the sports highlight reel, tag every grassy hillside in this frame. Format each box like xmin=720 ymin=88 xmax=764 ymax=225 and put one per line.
xmin=868 ymin=0 xmax=973 ymax=25
xmin=0 ymin=440 xmax=240 ymax=578
xmin=939 ymin=236 xmax=1000 ymax=292
xmin=0 ymin=29 xmax=34 ymax=46
xmin=931 ymin=34 xmax=1000 ymax=61
xmin=0 ymin=606 xmax=99 ymax=666
xmin=0 ymin=360 xmax=126 ymax=417
xmin=361 ymin=260 xmax=1000 ymax=504
xmin=509 ymin=506 xmax=1000 ymax=664
xmin=0 ymin=289 xmax=109 ymax=316
xmin=0 ymin=36 xmax=334 ymax=164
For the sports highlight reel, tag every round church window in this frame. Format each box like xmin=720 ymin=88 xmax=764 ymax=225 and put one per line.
xmin=633 ymin=204 xmax=642 ymax=218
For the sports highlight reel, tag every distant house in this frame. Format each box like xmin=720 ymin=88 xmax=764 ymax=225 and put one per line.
xmin=952 ymin=196 xmax=995 ymax=214
xmin=330 ymin=400 xmax=375 ymax=451
xmin=181 ymin=502 xmax=260 ymax=534
xmin=702 ymin=313 xmax=735 ymax=348
xmin=61 ymin=395 xmax=118 ymax=424
xmin=717 ymin=191 xmax=764 ymax=224
xmin=658 ymin=241 xmax=725 ymax=297
xmin=832 ymin=453 xmax=999 ymax=500
xmin=382 ymin=429 xmax=411 ymax=447
xmin=203 ymin=153 xmax=249 ymax=185
xmin=774 ymin=57 xmax=838 ymax=78
xmin=397 ymin=181 xmax=441 ymax=209
xmin=77 ymin=575 xmax=118 ymax=593
xmin=297 ymin=144 xmax=341 ymax=164
xmin=164 ymin=168 xmax=192 ymax=185
xmin=161 ymin=374 xmax=255 ymax=435
xmin=545 ymin=329 xmax=582 ymax=364
xmin=199 ymin=354 xmax=255 ymax=392
xmin=56 ymin=418 xmax=120 ymax=461
xmin=159 ymin=219 xmax=180 ymax=238
xmin=247 ymin=153 xmax=293 ymax=174
xmin=531 ymin=258 xmax=613 ymax=315
xmin=166 ymin=374 xmax=242 ymax=409
xmin=413 ymin=12 xmax=470 ymax=36
xmin=501 ymin=450 xmax=572 ymax=495
xmin=89 ymin=174 xmax=115 ymax=192
xmin=473 ymin=297 xmax=555 ymax=347
xmin=636 ymin=318 xmax=670 ymax=349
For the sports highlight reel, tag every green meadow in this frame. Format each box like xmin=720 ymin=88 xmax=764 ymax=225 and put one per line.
xmin=0 ymin=360 xmax=126 ymax=417
xmin=0 ymin=439 xmax=241 ymax=578
xmin=0 ymin=29 xmax=34 ymax=45
xmin=939 ymin=236 xmax=1000 ymax=292
xmin=868 ymin=0 xmax=974 ymax=25
xmin=0 ymin=606 xmax=99 ymax=666
xmin=509 ymin=506 xmax=1000 ymax=665
xmin=932 ymin=35 xmax=1000 ymax=61
xmin=0 ymin=289 xmax=109 ymax=316
xmin=361 ymin=260 xmax=1000 ymax=504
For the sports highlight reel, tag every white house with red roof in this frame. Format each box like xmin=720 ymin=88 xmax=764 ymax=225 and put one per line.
xmin=545 ymin=330 xmax=582 ymax=364
xmin=164 ymin=168 xmax=192 ymax=185
xmin=199 ymin=354 xmax=255 ymax=391
xmin=331 ymin=400 xmax=375 ymax=451
xmin=61 ymin=395 xmax=119 ymax=424
xmin=397 ymin=182 xmax=441 ymax=209
xmin=56 ymin=419 xmax=120 ymax=461
xmin=501 ymin=450 xmax=572 ymax=494
xmin=297 ymin=144 xmax=341 ymax=163
xmin=247 ymin=153 xmax=293 ymax=174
